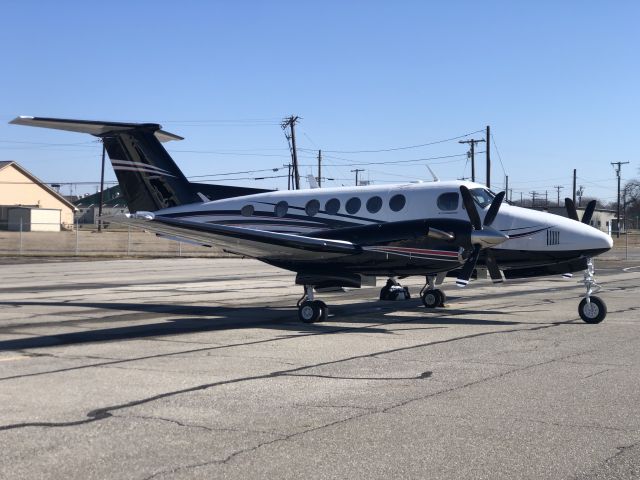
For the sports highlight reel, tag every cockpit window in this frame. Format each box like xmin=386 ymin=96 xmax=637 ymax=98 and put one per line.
xmin=469 ymin=188 xmax=495 ymax=208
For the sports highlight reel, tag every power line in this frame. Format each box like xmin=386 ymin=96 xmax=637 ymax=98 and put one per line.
xmin=298 ymin=129 xmax=484 ymax=154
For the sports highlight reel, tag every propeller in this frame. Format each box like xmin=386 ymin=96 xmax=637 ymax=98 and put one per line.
xmin=564 ymin=198 xmax=597 ymax=224
xmin=456 ymin=186 xmax=509 ymax=287
xmin=582 ymin=200 xmax=596 ymax=225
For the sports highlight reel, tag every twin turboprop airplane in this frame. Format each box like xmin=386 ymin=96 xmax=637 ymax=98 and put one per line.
xmin=11 ymin=116 xmax=614 ymax=323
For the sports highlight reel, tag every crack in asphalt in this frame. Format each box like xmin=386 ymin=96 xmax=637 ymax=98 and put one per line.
xmin=112 ymin=414 xmax=281 ymax=437
xmin=140 ymin=409 xmax=375 ymax=480
xmin=280 ymin=370 xmax=432 ymax=381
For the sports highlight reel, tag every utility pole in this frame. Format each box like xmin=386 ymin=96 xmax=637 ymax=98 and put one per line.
xmin=545 ymin=190 xmax=548 ymax=207
xmin=351 ymin=169 xmax=364 ymax=186
xmin=505 ymin=175 xmax=509 ymax=200
xmin=553 ymin=185 xmax=563 ymax=206
xmin=281 ymin=116 xmax=300 ymax=189
xmin=611 ymin=161 xmax=630 ymax=238
xmin=485 ymin=125 xmax=491 ymax=188
xmin=459 ymin=138 xmax=485 ymax=183
xmin=317 ymin=150 xmax=322 ymax=188
xmin=284 ymin=163 xmax=292 ymax=190
xmin=97 ymin=140 xmax=106 ymax=232
xmin=572 ymin=169 xmax=577 ymax=204
xmin=530 ymin=191 xmax=540 ymax=208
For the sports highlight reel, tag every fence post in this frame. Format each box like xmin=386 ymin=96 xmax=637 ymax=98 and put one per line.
xmin=626 ymin=231 xmax=628 ymax=261
xmin=75 ymin=218 xmax=79 ymax=255
xmin=127 ymin=225 xmax=131 ymax=256
xmin=179 ymin=241 xmax=182 ymax=257
xmin=19 ymin=217 xmax=23 ymax=255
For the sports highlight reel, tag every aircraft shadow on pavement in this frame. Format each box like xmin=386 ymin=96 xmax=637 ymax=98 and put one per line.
xmin=0 ymin=299 xmax=522 ymax=351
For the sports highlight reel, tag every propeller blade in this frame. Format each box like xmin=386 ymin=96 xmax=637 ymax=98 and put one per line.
xmin=460 ymin=186 xmax=482 ymax=230
xmin=564 ymin=198 xmax=579 ymax=221
xmin=456 ymin=244 xmax=481 ymax=287
xmin=582 ymin=200 xmax=596 ymax=225
xmin=483 ymin=191 xmax=505 ymax=227
xmin=486 ymin=252 xmax=504 ymax=284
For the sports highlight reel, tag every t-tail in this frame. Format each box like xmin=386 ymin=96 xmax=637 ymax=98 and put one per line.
xmin=9 ymin=116 xmax=271 ymax=212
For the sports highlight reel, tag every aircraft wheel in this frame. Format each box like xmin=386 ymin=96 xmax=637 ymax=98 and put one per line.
xmin=579 ymin=296 xmax=606 ymax=324
xmin=421 ymin=289 xmax=442 ymax=309
xmin=438 ymin=290 xmax=447 ymax=307
xmin=298 ymin=300 xmax=327 ymax=323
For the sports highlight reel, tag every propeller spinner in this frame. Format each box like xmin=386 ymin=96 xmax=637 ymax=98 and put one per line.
xmin=457 ymin=186 xmax=509 ymax=287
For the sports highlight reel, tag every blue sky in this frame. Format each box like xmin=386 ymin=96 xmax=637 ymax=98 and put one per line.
xmin=1 ymin=1 xmax=638 ymax=203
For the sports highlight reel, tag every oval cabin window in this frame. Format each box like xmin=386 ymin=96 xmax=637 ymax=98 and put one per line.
xmin=345 ymin=197 xmax=362 ymax=214
xmin=389 ymin=194 xmax=406 ymax=212
xmin=305 ymin=199 xmax=320 ymax=217
xmin=241 ymin=205 xmax=254 ymax=217
xmin=366 ymin=196 xmax=383 ymax=213
xmin=274 ymin=201 xmax=288 ymax=218
xmin=325 ymin=198 xmax=341 ymax=215
xmin=436 ymin=192 xmax=459 ymax=211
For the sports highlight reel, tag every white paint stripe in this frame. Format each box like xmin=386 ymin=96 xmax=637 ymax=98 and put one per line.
xmin=113 ymin=166 xmax=176 ymax=177
xmin=111 ymin=159 xmax=171 ymax=174
xmin=622 ymin=266 xmax=640 ymax=272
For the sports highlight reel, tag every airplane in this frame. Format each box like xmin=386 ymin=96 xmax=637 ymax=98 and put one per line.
xmin=10 ymin=116 xmax=614 ymax=324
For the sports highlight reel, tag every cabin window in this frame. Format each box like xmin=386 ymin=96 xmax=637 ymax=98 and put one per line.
xmin=389 ymin=194 xmax=406 ymax=212
xmin=241 ymin=205 xmax=254 ymax=217
xmin=305 ymin=199 xmax=320 ymax=217
xmin=346 ymin=197 xmax=362 ymax=214
xmin=437 ymin=192 xmax=459 ymax=211
xmin=325 ymin=198 xmax=340 ymax=214
xmin=274 ymin=201 xmax=288 ymax=217
xmin=366 ymin=196 xmax=383 ymax=213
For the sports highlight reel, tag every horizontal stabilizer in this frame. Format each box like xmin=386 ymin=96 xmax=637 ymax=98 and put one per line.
xmin=10 ymin=116 xmax=183 ymax=143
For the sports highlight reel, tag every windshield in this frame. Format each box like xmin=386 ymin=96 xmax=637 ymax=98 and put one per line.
xmin=469 ymin=188 xmax=495 ymax=208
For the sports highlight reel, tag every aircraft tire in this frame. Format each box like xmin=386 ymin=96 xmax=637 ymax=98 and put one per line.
xmin=421 ymin=289 xmax=442 ymax=309
xmin=315 ymin=300 xmax=328 ymax=322
xmin=298 ymin=300 xmax=327 ymax=323
xmin=579 ymin=296 xmax=606 ymax=324
xmin=438 ymin=290 xmax=447 ymax=307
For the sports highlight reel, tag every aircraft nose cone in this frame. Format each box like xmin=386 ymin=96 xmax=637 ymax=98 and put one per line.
xmin=590 ymin=228 xmax=613 ymax=250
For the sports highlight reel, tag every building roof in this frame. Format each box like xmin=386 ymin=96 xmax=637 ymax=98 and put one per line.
xmin=0 ymin=160 xmax=77 ymax=211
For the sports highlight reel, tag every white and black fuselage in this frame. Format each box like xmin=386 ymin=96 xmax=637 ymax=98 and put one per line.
xmin=152 ymin=180 xmax=613 ymax=279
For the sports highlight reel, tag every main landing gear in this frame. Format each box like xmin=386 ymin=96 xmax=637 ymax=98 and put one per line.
xmin=379 ymin=277 xmax=411 ymax=301
xmin=420 ymin=275 xmax=446 ymax=309
xmin=297 ymin=285 xmax=328 ymax=323
xmin=578 ymin=258 xmax=607 ymax=324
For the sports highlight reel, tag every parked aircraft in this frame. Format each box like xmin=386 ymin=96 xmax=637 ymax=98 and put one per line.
xmin=11 ymin=116 xmax=613 ymax=323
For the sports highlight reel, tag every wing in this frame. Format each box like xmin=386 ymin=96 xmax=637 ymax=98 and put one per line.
xmin=104 ymin=214 xmax=360 ymax=260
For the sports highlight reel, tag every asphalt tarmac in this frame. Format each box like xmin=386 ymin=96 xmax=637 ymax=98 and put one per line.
xmin=1 ymin=257 xmax=639 ymax=479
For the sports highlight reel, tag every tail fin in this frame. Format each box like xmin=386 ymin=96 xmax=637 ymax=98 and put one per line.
xmin=10 ymin=116 xmax=200 ymax=212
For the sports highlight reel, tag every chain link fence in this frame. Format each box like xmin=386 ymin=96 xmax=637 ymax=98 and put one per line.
xmin=0 ymin=220 xmax=230 ymax=257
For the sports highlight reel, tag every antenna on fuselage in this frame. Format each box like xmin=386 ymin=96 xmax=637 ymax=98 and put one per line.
xmin=426 ymin=165 xmax=439 ymax=182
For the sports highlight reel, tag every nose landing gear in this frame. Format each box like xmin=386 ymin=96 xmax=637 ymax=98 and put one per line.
xmin=579 ymin=258 xmax=607 ymax=323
